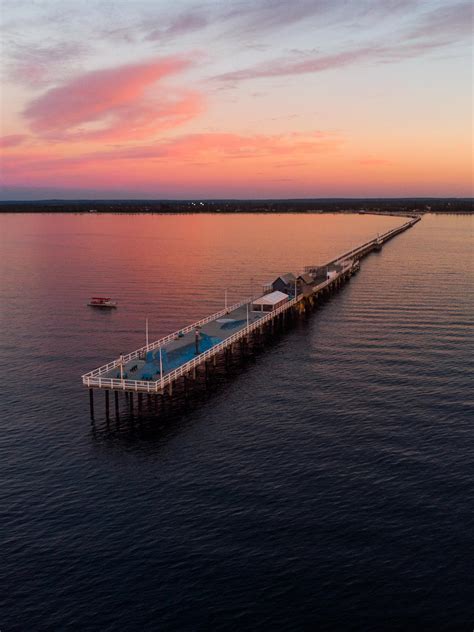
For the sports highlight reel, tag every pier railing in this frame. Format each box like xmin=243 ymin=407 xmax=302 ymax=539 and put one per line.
xmin=305 ymin=217 xmax=419 ymax=273
xmin=82 ymin=297 xmax=251 ymax=379
xmin=82 ymin=292 xmax=303 ymax=392
xmin=82 ymin=260 xmax=355 ymax=394
xmin=83 ymin=216 xmax=419 ymax=395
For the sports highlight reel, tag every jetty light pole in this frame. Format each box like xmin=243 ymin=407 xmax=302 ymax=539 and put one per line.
xmin=146 ymin=317 xmax=149 ymax=347
xmin=159 ymin=347 xmax=163 ymax=388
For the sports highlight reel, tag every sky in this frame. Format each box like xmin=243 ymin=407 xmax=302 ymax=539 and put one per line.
xmin=0 ymin=0 xmax=472 ymax=199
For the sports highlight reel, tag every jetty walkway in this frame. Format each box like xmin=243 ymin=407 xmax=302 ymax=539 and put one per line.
xmin=82 ymin=215 xmax=420 ymax=417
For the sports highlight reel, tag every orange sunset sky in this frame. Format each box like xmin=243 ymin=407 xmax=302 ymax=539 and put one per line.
xmin=0 ymin=0 xmax=472 ymax=199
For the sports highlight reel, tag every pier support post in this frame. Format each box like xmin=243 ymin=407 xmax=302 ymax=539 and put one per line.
xmin=114 ymin=391 xmax=119 ymax=418
xmin=129 ymin=392 xmax=134 ymax=415
xmin=105 ymin=390 xmax=109 ymax=419
xmin=89 ymin=389 xmax=94 ymax=420
xmin=138 ymin=393 xmax=143 ymax=412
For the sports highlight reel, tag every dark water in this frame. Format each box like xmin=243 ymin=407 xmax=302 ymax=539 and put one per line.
xmin=0 ymin=213 xmax=472 ymax=631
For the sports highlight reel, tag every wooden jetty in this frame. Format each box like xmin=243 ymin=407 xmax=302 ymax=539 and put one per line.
xmin=83 ymin=215 xmax=420 ymax=418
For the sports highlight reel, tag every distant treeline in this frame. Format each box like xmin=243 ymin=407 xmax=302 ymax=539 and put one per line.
xmin=0 ymin=198 xmax=472 ymax=214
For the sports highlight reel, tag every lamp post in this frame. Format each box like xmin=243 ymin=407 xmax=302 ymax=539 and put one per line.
xmin=145 ymin=317 xmax=149 ymax=347
xmin=195 ymin=328 xmax=200 ymax=355
xmin=159 ymin=347 xmax=163 ymax=390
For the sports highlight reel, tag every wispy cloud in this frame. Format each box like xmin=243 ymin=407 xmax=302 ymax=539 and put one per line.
xmin=215 ymin=1 xmax=471 ymax=82
xmin=406 ymin=1 xmax=473 ymax=39
xmin=22 ymin=57 xmax=203 ymax=142
xmin=0 ymin=134 xmax=28 ymax=148
xmin=215 ymin=40 xmax=454 ymax=82
xmin=221 ymin=0 xmax=420 ymax=37
xmin=5 ymin=40 xmax=88 ymax=88
xmin=145 ymin=9 xmax=209 ymax=41
xmin=1 ymin=130 xmax=342 ymax=182
xmin=357 ymin=157 xmax=392 ymax=166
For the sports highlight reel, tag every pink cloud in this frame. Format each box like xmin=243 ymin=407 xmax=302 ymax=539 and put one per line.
xmin=23 ymin=56 xmax=203 ymax=141
xmin=158 ymin=131 xmax=341 ymax=160
xmin=0 ymin=130 xmax=341 ymax=183
xmin=358 ymin=157 xmax=392 ymax=166
xmin=0 ymin=134 xmax=28 ymax=148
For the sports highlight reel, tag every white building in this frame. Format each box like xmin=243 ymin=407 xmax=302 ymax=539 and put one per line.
xmin=252 ymin=291 xmax=289 ymax=312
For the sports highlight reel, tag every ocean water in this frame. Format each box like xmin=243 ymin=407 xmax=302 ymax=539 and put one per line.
xmin=0 ymin=212 xmax=472 ymax=631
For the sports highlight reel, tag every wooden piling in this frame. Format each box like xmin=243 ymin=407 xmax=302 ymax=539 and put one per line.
xmin=89 ymin=389 xmax=94 ymax=419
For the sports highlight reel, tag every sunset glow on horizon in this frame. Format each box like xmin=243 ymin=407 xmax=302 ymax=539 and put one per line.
xmin=0 ymin=0 xmax=472 ymax=199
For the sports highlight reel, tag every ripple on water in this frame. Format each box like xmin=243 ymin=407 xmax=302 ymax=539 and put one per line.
xmin=0 ymin=212 xmax=472 ymax=631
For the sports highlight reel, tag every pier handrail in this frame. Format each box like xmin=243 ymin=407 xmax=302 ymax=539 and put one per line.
xmin=82 ymin=262 xmax=354 ymax=393
xmin=305 ymin=217 xmax=419 ymax=272
xmin=82 ymin=216 xmax=420 ymax=394
xmin=82 ymin=293 xmax=301 ymax=392
xmin=82 ymin=297 xmax=252 ymax=379
xmin=156 ymin=263 xmax=352 ymax=391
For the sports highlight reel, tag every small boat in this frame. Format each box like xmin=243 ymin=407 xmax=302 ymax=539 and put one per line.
xmin=87 ymin=297 xmax=117 ymax=308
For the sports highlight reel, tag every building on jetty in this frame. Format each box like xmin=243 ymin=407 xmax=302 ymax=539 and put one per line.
xmin=270 ymin=273 xmax=297 ymax=296
xmin=82 ymin=216 xmax=420 ymax=417
xmin=252 ymin=291 xmax=289 ymax=312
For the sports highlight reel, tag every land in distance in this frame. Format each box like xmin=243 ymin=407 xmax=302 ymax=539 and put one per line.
xmin=0 ymin=198 xmax=472 ymax=214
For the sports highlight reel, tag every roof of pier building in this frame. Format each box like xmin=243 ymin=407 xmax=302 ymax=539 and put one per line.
xmin=297 ymin=273 xmax=314 ymax=285
xmin=276 ymin=272 xmax=296 ymax=285
xmin=252 ymin=291 xmax=289 ymax=309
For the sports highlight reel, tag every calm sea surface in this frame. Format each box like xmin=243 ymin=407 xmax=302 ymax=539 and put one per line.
xmin=0 ymin=212 xmax=472 ymax=631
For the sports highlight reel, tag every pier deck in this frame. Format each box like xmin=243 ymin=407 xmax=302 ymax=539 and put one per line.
xmin=82 ymin=216 xmax=420 ymax=401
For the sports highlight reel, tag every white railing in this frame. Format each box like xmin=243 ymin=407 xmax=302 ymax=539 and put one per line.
xmin=83 ymin=293 xmax=303 ymax=392
xmin=82 ymin=262 xmax=357 ymax=393
xmin=82 ymin=297 xmax=250 ymax=379
xmin=82 ymin=218 xmax=419 ymax=393
xmin=305 ymin=218 xmax=418 ymax=271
